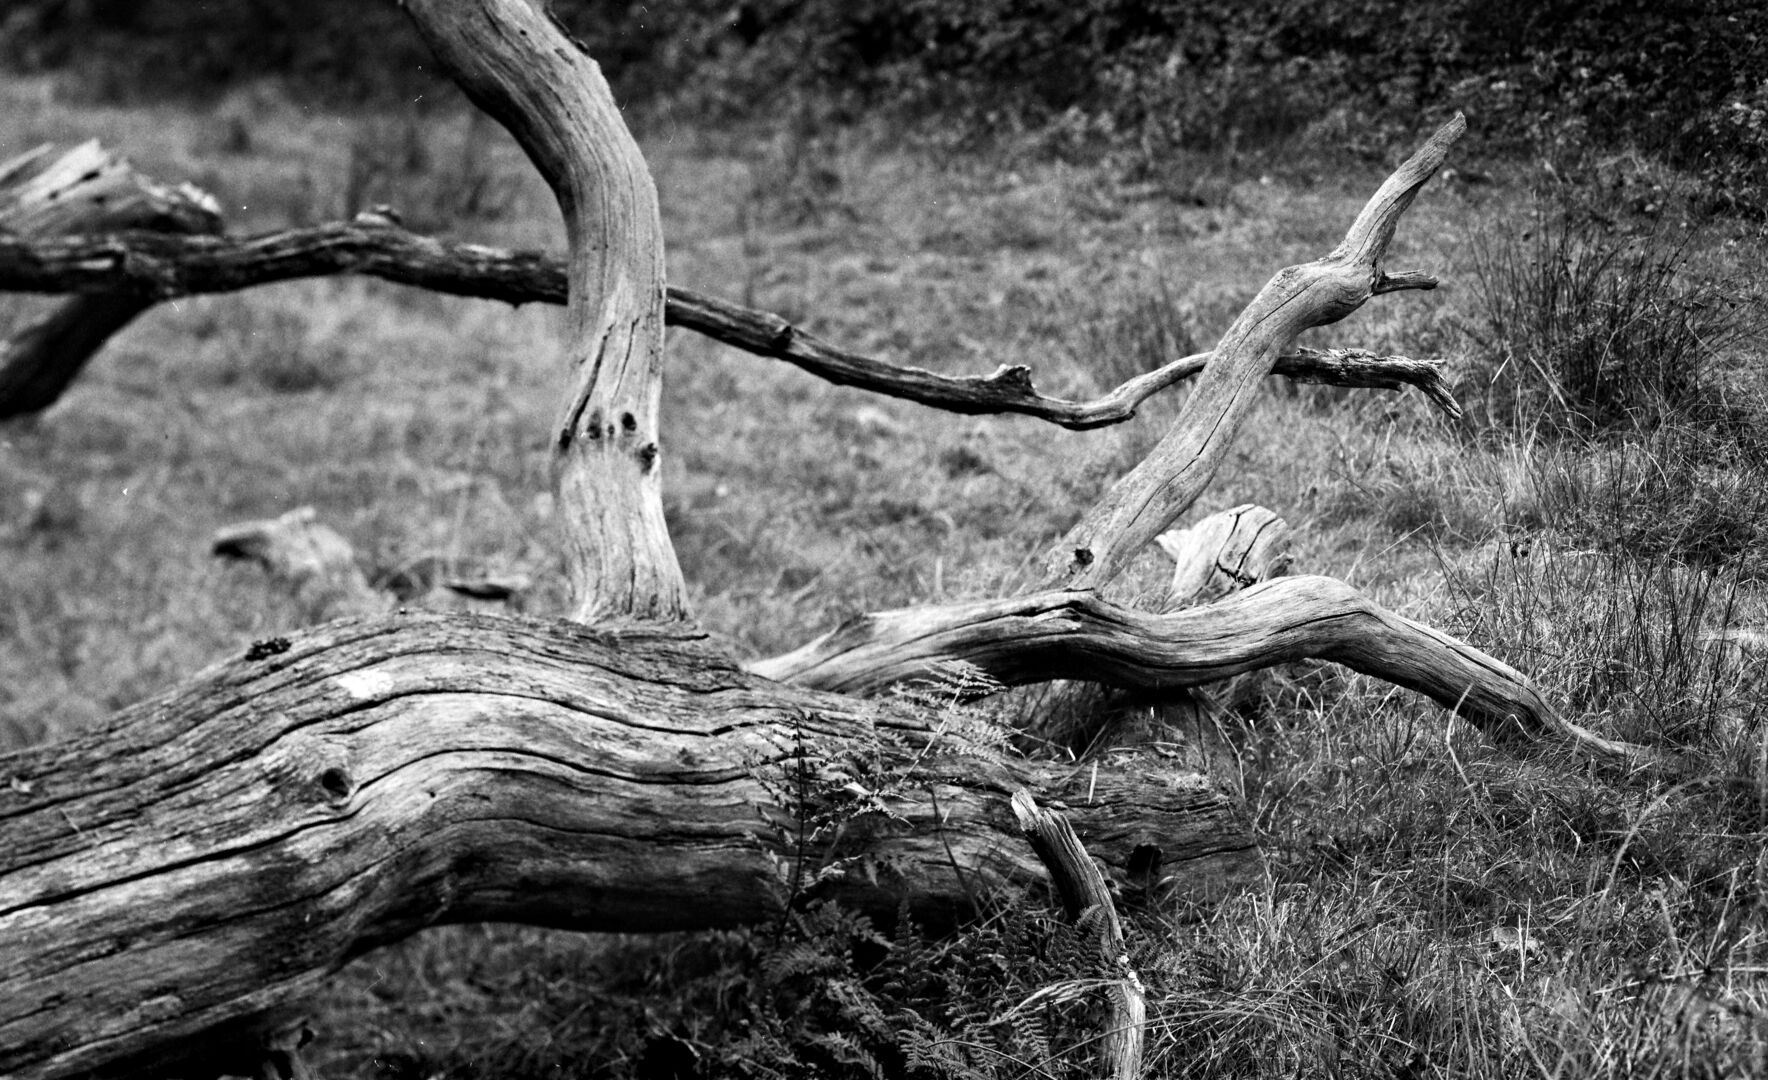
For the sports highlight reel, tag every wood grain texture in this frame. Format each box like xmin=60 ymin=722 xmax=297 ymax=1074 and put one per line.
xmin=1157 ymin=503 xmax=1293 ymax=607
xmin=0 ymin=612 xmax=1255 ymax=1080
xmin=402 ymin=0 xmax=686 ymax=621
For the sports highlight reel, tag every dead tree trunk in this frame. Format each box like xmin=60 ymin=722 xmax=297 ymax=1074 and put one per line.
xmin=0 ymin=614 xmax=1252 ymax=1079
xmin=0 ymin=0 xmax=1670 ymax=1076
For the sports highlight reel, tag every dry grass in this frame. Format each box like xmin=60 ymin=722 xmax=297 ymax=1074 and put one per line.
xmin=4 ymin=70 xmax=1768 ymax=1077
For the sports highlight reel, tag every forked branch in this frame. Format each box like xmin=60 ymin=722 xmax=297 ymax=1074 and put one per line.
xmin=758 ymin=117 xmax=1663 ymax=764
xmin=1043 ymin=115 xmax=1467 ymax=590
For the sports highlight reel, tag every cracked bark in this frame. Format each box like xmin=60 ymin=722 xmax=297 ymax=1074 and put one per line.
xmin=0 ymin=614 xmax=1254 ymax=1079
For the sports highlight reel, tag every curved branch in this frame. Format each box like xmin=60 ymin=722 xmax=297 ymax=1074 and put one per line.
xmin=1011 ymin=791 xmax=1145 ymax=1080
xmin=753 ymin=574 xmax=1668 ymax=768
xmin=0 ymin=224 xmax=1460 ymax=424
xmin=401 ymin=0 xmax=685 ymax=621
xmin=1043 ymin=116 xmax=1467 ymax=590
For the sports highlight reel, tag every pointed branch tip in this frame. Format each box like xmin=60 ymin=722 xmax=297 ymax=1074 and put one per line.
xmin=1373 ymin=270 xmax=1438 ymax=294
xmin=1337 ymin=114 xmax=1467 ymax=267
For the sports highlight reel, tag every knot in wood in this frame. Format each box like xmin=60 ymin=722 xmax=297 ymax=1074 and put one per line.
xmin=245 ymin=637 xmax=292 ymax=662
xmin=317 ymin=766 xmax=354 ymax=801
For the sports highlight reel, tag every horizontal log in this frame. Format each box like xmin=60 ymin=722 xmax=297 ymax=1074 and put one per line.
xmin=753 ymin=574 xmax=1669 ymax=768
xmin=0 ymin=611 xmax=1256 ymax=1080
xmin=0 ymin=221 xmax=1460 ymax=425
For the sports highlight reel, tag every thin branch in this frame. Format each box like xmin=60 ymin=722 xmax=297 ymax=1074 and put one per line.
xmin=0 ymin=222 xmax=1459 ymax=425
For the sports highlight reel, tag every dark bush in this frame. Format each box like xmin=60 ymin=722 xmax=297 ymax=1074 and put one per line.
xmin=4 ymin=1 xmax=1765 ymax=211
xmin=0 ymin=0 xmax=726 ymax=106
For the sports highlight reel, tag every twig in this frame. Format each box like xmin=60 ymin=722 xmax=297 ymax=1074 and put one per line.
xmin=1011 ymin=789 xmax=1146 ymax=1080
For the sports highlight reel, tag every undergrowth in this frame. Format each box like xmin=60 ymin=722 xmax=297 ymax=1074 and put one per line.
xmin=1463 ymin=200 xmax=1765 ymax=437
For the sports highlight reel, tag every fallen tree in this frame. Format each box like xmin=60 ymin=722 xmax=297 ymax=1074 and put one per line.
xmin=0 ymin=1 xmax=1667 ymax=1077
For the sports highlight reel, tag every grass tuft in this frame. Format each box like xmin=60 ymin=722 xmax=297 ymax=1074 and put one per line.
xmin=1463 ymin=200 xmax=1765 ymax=438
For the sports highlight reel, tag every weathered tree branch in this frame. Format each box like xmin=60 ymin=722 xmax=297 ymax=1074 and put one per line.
xmin=0 ymin=5 xmax=1258 ymax=1077
xmin=754 ymin=574 xmax=1667 ymax=768
xmin=0 ymin=141 xmax=221 ymax=236
xmin=1041 ymin=115 xmax=1467 ymax=591
xmin=0 ymin=141 xmax=223 ymax=417
xmin=0 ymin=7 xmax=1654 ymax=1076
xmin=0 ymin=218 xmax=565 ymax=303
xmin=397 ymin=1 xmax=684 ymax=621
xmin=1026 ymin=504 xmax=1294 ymax=750
xmin=0 ymin=218 xmax=1460 ymax=424
xmin=0 ymin=614 xmax=1256 ymax=1079
xmin=755 ymin=119 xmax=1666 ymax=766
xmin=1157 ymin=503 xmax=1292 ymax=608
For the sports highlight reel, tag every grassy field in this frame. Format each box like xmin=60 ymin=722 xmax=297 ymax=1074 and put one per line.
xmin=5 ymin=68 xmax=1768 ymax=1078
